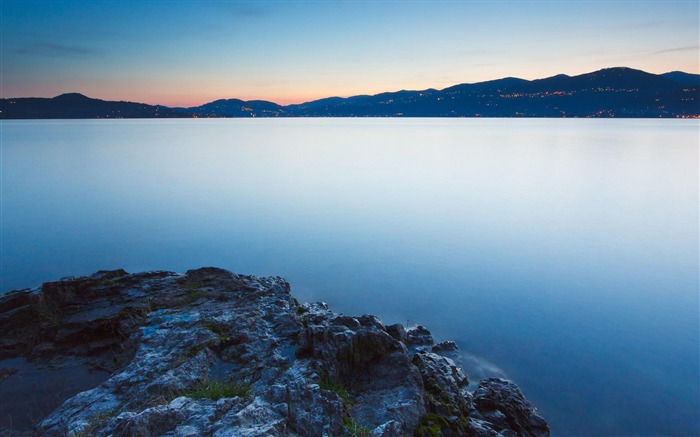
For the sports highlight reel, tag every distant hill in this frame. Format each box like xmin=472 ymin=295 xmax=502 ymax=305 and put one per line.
xmin=288 ymin=67 xmax=699 ymax=118
xmin=2 ymin=67 xmax=698 ymax=119
xmin=178 ymin=98 xmax=287 ymax=117
xmin=0 ymin=93 xmax=193 ymax=119
xmin=661 ymin=71 xmax=700 ymax=87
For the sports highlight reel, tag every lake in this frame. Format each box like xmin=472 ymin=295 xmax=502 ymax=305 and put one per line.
xmin=1 ymin=118 xmax=698 ymax=436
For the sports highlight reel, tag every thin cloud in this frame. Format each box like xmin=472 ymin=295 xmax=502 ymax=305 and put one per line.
xmin=14 ymin=43 xmax=98 ymax=57
xmin=650 ymin=45 xmax=700 ymax=55
xmin=594 ymin=19 xmax=696 ymax=32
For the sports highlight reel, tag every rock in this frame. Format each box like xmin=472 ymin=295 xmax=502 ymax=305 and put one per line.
xmin=432 ymin=341 xmax=459 ymax=354
xmin=0 ymin=267 xmax=549 ymax=436
xmin=412 ymin=351 xmax=472 ymax=435
xmin=386 ymin=324 xmax=407 ymax=344
xmin=406 ymin=325 xmax=434 ymax=348
xmin=472 ymin=378 xmax=550 ymax=437
xmin=0 ymin=368 xmax=18 ymax=382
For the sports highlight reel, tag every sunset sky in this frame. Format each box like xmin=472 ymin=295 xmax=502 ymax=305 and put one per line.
xmin=1 ymin=0 xmax=698 ymax=107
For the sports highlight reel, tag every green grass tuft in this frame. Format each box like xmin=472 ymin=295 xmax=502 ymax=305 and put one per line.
xmin=184 ymin=380 xmax=252 ymax=401
xmin=185 ymin=340 xmax=218 ymax=358
xmin=342 ymin=417 xmax=372 ymax=437
xmin=183 ymin=289 xmax=209 ymax=303
xmin=319 ymin=374 xmax=353 ymax=404
xmin=179 ymin=279 xmax=210 ymax=304
xmin=415 ymin=413 xmax=450 ymax=436
xmin=36 ymin=296 xmax=64 ymax=325
xmin=206 ymin=322 xmax=229 ymax=341
xmin=71 ymin=408 xmax=119 ymax=437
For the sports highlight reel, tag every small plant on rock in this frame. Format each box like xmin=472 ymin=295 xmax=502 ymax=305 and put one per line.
xmin=342 ymin=417 xmax=372 ymax=437
xmin=185 ymin=340 xmax=217 ymax=358
xmin=179 ymin=279 xmax=210 ymax=304
xmin=415 ymin=413 xmax=450 ymax=437
xmin=183 ymin=289 xmax=209 ymax=304
xmin=36 ymin=297 xmax=63 ymax=325
xmin=146 ymin=388 xmax=179 ymax=408
xmin=206 ymin=322 xmax=229 ymax=341
xmin=71 ymin=408 xmax=119 ymax=437
xmin=319 ymin=374 xmax=353 ymax=404
xmin=184 ymin=379 xmax=251 ymax=401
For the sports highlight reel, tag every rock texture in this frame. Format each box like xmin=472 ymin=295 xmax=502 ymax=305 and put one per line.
xmin=0 ymin=268 xmax=549 ymax=436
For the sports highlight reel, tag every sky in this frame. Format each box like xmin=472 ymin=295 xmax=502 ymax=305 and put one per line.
xmin=1 ymin=0 xmax=698 ymax=107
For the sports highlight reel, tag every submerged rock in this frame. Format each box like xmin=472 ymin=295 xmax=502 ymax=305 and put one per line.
xmin=0 ymin=267 xmax=549 ymax=436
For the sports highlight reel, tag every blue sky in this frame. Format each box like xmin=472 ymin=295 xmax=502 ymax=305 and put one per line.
xmin=1 ymin=0 xmax=698 ymax=106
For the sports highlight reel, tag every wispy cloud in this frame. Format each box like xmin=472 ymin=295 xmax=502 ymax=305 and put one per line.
xmin=650 ymin=45 xmax=700 ymax=55
xmin=14 ymin=43 xmax=98 ymax=57
xmin=593 ymin=19 xmax=696 ymax=33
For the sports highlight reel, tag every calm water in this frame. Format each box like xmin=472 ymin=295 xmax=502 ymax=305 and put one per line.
xmin=1 ymin=119 xmax=698 ymax=435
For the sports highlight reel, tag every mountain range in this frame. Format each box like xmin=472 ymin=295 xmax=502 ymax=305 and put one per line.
xmin=1 ymin=67 xmax=698 ymax=119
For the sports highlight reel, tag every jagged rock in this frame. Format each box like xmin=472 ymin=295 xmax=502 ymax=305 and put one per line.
xmin=412 ymin=351 xmax=472 ymax=436
xmin=386 ymin=324 xmax=407 ymax=344
xmin=406 ymin=325 xmax=434 ymax=348
xmin=0 ymin=267 xmax=549 ymax=436
xmin=432 ymin=341 xmax=459 ymax=354
xmin=472 ymin=378 xmax=550 ymax=437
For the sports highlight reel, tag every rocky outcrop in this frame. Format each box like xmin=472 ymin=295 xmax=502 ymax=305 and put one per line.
xmin=0 ymin=267 xmax=549 ymax=436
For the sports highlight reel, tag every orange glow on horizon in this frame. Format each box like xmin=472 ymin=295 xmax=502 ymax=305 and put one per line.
xmin=4 ymin=62 xmax=698 ymax=108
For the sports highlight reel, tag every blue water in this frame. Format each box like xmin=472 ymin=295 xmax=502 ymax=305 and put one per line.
xmin=1 ymin=119 xmax=698 ymax=436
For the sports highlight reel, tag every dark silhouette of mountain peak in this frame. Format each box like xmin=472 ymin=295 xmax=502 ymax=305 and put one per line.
xmin=184 ymin=98 xmax=285 ymax=117
xmin=567 ymin=67 xmax=677 ymax=92
xmin=661 ymin=71 xmax=700 ymax=87
xmin=54 ymin=92 xmax=92 ymax=101
xmin=493 ymin=76 xmax=528 ymax=84
xmin=287 ymin=67 xmax=698 ymax=117
xmin=1 ymin=93 xmax=190 ymax=119
xmin=210 ymin=98 xmax=245 ymax=105
xmin=2 ymin=67 xmax=698 ymax=119
xmin=577 ymin=67 xmax=644 ymax=80
xmin=542 ymin=74 xmax=571 ymax=80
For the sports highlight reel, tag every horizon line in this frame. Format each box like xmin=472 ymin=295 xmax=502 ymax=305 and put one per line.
xmin=2 ymin=66 xmax=697 ymax=108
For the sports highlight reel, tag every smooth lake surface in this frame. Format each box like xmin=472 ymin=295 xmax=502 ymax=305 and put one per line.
xmin=1 ymin=119 xmax=698 ymax=435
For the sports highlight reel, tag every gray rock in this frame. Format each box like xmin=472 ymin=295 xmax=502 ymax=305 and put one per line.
xmin=432 ymin=341 xmax=459 ymax=354
xmin=472 ymin=378 xmax=550 ymax=437
xmin=0 ymin=267 xmax=549 ymax=436
xmin=406 ymin=325 xmax=434 ymax=348
xmin=386 ymin=324 xmax=407 ymax=344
